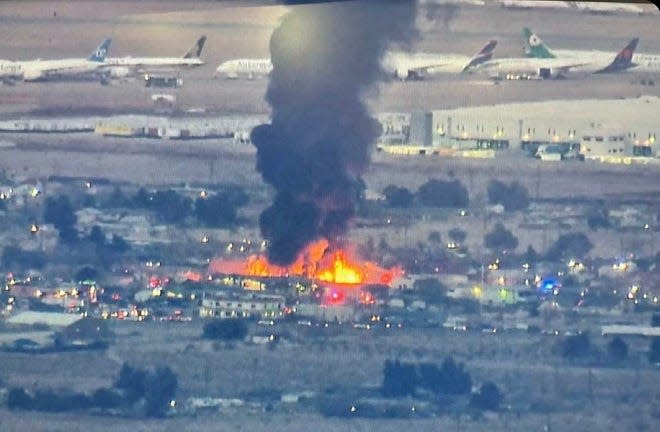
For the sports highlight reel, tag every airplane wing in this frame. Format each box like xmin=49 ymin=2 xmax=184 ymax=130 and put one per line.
xmin=406 ymin=62 xmax=453 ymax=76
xmin=23 ymin=62 xmax=108 ymax=81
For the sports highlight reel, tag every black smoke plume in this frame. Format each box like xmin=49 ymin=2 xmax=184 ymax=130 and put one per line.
xmin=251 ymin=0 xmax=418 ymax=265
xmin=423 ymin=2 xmax=458 ymax=30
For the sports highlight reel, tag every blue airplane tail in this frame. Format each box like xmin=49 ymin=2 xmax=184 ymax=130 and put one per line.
xmin=597 ymin=37 xmax=639 ymax=73
xmin=88 ymin=38 xmax=112 ymax=62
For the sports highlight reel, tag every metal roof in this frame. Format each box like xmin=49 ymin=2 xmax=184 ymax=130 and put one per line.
xmin=5 ymin=311 xmax=83 ymax=327
xmin=601 ymin=325 xmax=660 ymax=337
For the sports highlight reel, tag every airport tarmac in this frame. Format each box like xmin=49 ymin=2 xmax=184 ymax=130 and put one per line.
xmin=1 ymin=1 xmax=660 ymax=117
xmin=0 ymin=1 xmax=658 ymax=197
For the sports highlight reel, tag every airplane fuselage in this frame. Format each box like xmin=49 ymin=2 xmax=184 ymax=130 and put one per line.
xmin=0 ymin=60 xmax=23 ymax=79
xmin=382 ymin=51 xmax=474 ymax=77
xmin=215 ymin=58 xmax=272 ymax=79
xmin=472 ymin=56 xmax=610 ymax=78
xmin=104 ymin=57 xmax=204 ymax=68
xmin=549 ymin=49 xmax=660 ymax=72
xmin=19 ymin=58 xmax=106 ymax=81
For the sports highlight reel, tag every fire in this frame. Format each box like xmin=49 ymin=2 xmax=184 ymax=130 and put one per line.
xmin=317 ymin=250 xmax=362 ymax=285
xmin=208 ymin=238 xmax=402 ymax=287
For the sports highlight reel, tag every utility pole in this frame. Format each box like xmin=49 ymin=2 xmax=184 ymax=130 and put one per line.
xmin=587 ymin=367 xmax=594 ymax=403
xmin=208 ymin=160 xmax=215 ymax=183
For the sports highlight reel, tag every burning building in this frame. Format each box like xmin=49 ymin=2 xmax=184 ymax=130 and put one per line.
xmin=208 ymin=238 xmax=403 ymax=307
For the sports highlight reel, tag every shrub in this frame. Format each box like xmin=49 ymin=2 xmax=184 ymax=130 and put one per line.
xmin=470 ymin=382 xmax=502 ymax=411
xmin=417 ymin=179 xmax=469 ymax=208
xmin=487 ymin=180 xmax=529 ymax=212
xmin=203 ymin=319 xmax=248 ymax=341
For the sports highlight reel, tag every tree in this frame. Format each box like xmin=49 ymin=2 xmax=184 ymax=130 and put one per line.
xmin=546 ymin=232 xmax=593 ymax=261
xmin=2 ymin=246 xmax=47 ymax=269
xmin=82 ymin=194 xmax=96 ymax=208
xmin=89 ymin=225 xmax=105 ymax=247
xmin=470 ymin=382 xmax=502 ymax=411
xmin=222 ymin=185 xmax=250 ymax=208
xmin=132 ymin=189 xmax=192 ymax=224
xmin=428 ymin=231 xmax=442 ymax=244
xmin=383 ymin=185 xmax=414 ymax=208
xmin=44 ymin=195 xmax=78 ymax=241
xmin=413 ymin=278 xmax=447 ymax=304
xmin=133 ymin=187 xmax=151 ymax=208
xmin=58 ymin=225 xmax=79 ymax=243
xmin=75 ymin=266 xmax=98 ymax=282
xmin=438 ymin=356 xmax=472 ymax=395
xmin=151 ymin=190 xmax=192 ymax=225
xmin=109 ymin=234 xmax=129 ymax=253
xmin=561 ymin=333 xmax=592 ymax=360
xmin=202 ymin=319 xmax=248 ymax=341
xmin=484 ymin=223 xmax=518 ymax=252
xmin=378 ymin=236 xmax=390 ymax=253
xmin=607 ymin=336 xmax=628 ymax=363
xmin=523 ymin=245 xmax=538 ymax=264
xmin=92 ymin=388 xmax=122 ymax=409
xmin=417 ymin=179 xmax=469 ymax=208
xmin=112 ymin=363 xmax=177 ymax=417
xmin=487 ymin=180 xmax=529 ymax=212
xmin=651 ymin=313 xmax=660 ymax=327
xmin=417 ymin=362 xmax=443 ymax=394
xmin=382 ymin=360 xmax=417 ymax=397
xmin=448 ymin=227 xmax=467 ymax=243
xmin=31 ymin=390 xmax=92 ymax=412
xmin=114 ymin=363 xmax=147 ymax=403
xmin=44 ymin=195 xmax=77 ymax=229
xmin=7 ymin=387 xmax=32 ymax=410
xmin=194 ymin=194 xmax=237 ymax=227
xmin=586 ymin=205 xmax=610 ymax=231
xmin=650 ymin=337 xmax=660 ymax=364
xmin=106 ymin=186 xmax=128 ymax=208
xmin=144 ymin=366 xmax=178 ymax=418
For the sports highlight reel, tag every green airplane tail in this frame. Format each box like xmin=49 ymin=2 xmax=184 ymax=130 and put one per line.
xmin=523 ymin=27 xmax=556 ymax=59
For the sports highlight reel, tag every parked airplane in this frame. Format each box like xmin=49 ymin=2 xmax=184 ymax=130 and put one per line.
xmin=567 ymin=1 xmax=644 ymax=15
xmin=499 ymin=0 xmax=571 ymax=10
xmin=215 ymin=40 xmax=497 ymax=81
xmin=419 ymin=0 xmax=485 ymax=6
xmin=500 ymin=0 xmax=644 ymax=14
xmin=467 ymin=36 xmax=639 ymax=79
xmin=15 ymin=38 xmax=112 ymax=82
xmin=382 ymin=39 xmax=498 ymax=80
xmin=0 ymin=60 xmax=23 ymax=84
xmin=523 ymin=28 xmax=660 ymax=73
xmin=102 ymin=36 xmax=207 ymax=79
xmin=215 ymin=57 xmax=272 ymax=79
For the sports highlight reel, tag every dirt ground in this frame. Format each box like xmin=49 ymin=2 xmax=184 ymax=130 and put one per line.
xmin=1 ymin=321 xmax=659 ymax=432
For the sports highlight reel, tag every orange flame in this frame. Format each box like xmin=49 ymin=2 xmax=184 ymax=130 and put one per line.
xmin=208 ymin=238 xmax=401 ymax=287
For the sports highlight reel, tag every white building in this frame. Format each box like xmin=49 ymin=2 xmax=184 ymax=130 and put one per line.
xmin=199 ymin=293 xmax=285 ymax=319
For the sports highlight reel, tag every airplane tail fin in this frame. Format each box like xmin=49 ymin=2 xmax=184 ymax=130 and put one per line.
xmin=461 ymin=39 xmax=497 ymax=72
xmin=597 ymin=37 xmax=639 ymax=73
xmin=88 ymin=38 xmax=112 ymax=62
xmin=523 ymin=28 xmax=556 ymax=59
xmin=183 ymin=36 xmax=207 ymax=59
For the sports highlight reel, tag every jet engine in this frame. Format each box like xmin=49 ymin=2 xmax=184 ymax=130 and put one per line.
xmin=108 ymin=66 xmax=131 ymax=78
xmin=537 ymin=67 xmax=565 ymax=79
xmin=395 ymin=68 xmax=421 ymax=81
xmin=22 ymin=70 xmax=43 ymax=81
xmin=395 ymin=68 xmax=410 ymax=80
